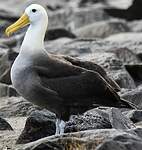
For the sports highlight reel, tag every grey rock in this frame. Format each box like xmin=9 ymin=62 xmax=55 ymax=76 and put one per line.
xmin=7 ymin=85 xmax=18 ymax=97
xmin=16 ymin=110 xmax=56 ymax=144
xmin=0 ymin=0 xmax=24 ymax=19
xmin=131 ymin=127 xmax=142 ymax=138
xmin=80 ymin=52 xmax=123 ymax=70
xmin=48 ymin=38 xmax=125 ymax=56
xmin=45 ymin=37 xmax=72 ymax=54
xmin=16 ymin=128 xmax=142 ymax=150
xmin=0 ymin=45 xmax=11 ymax=84
xmin=105 ymin=32 xmax=142 ymax=43
xmin=0 ymin=97 xmax=40 ymax=118
xmin=128 ymin=20 xmax=142 ymax=32
xmin=108 ymin=70 xmax=136 ymax=89
xmin=79 ymin=0 xmax=105 ymax=7
xmin=106 ymin=0 xmax=132 ymax=9
xmin=0 ymin=83 xmax=9 ymax=97
xmin=105 ymin=0 xmax=142 ymax=21
xmin=45 ymin=38 xmax=97 ymax=56
xmin=105 ymin=33 xmax=142 ymax=57
xmin=65 ymin=112 xmax=111 ymax=133
xmin=125 ymin=64 xmax=142 ymax=86
xmin=70 ymin=4 xmax=110 ymax=29
xmin=25 ymin=0 xmax=75 ymax=12
xmin=123 ymin=110 xmax=142 ymax=123
xmin=45 ymin=28 xmax=76 ymax=40
xmin=0 ymin=83 xmax=17 ymax=97
xmin=109 ymin=48 xmax=141 ymax=65
xmin=109 ymin=108 xmax=135 ymax=129
xmin=0 ymin=20 xmax=11 ymax=38
xmin=49 ymin=4 xmax=110 ymax=30
xmin=75 ymin=20 xmax=130 ymax=38
xmin=0 ymin=117 xmax=13 ymax=130
xmin=96 ymin=137 xmax=142 ymax=150
xmin=0 ymin=33 xmax=25 ymax=48
xmin=120 ymin=86 xmax=142 ymax=109
xmin=87 ymin=107 xmax=110 ymax=120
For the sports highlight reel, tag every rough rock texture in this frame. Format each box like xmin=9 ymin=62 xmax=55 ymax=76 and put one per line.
xmin=124 ymin=110 xmax=142 ymax=123
xmin=108 ymin=108 xmax=135 ymax=129
xmin=105 ymin=0 xmax=142 ymax=21
xmin=0 ymin=97 xmax=40 ymax=118
xmin=75 ymin=20 xmax=130 ymax=38
xmin=16 ymin=128 xmax=142 ymax=150
xmin=0 ymin=117 xmax=13 ymax=130
xmin=16 ymin=110 xmax=56 ymax=144
xmin=65 ymin=112 xmax=111 ymax=133
xmin=120 ymin=86 xmax=142 ymax=109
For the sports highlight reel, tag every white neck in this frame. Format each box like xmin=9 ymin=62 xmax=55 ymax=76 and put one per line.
xmin=20 ymin=18 xmax=48 ymax=55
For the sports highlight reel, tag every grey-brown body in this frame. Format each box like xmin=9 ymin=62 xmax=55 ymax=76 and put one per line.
xmin=11 ymin=49 xmax=135 ymax=121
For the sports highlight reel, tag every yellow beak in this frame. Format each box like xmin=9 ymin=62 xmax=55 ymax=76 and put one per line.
xmin=5 ymin=13 xmax=30 ymax=37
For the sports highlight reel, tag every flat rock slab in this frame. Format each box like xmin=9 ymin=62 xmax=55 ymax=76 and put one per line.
xmin=0 ymin=97 xmax=40 ymax=118
xmin=16 ymin=128 xmax=142 ymax=150
xmin=109 ymin=108 xmax=135 ymax=129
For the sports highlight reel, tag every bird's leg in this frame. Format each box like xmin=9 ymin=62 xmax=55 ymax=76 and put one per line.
xmin=55 ymin=118 xmax=60 ymax=135
xmin=59 ymin=120 xmax=65 ymax=134
xmin=55 ymin=118 xmax=65 ymax=135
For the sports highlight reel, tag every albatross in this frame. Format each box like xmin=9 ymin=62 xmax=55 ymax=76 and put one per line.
xmin=5 ymin=4 xmax=136 ymax=134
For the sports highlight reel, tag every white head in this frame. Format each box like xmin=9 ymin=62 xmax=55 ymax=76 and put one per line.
xmin=5 ymin=4 xmax=48 ymax=36
xmin=25 ymin=4 xmax=48 ymax=25
xmin=5 ymin=4 xmax=48 ymax=51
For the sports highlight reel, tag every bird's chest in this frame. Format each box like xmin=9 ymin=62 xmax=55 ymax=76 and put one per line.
xmin=11 ymin=57 xmax=33 ymax=95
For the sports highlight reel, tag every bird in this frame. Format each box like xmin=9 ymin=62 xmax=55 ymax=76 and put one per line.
xmin=5 ymin=4 xmax=136 ymax=134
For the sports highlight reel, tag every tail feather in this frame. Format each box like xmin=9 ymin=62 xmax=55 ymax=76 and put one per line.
xmin=104 ymin=76 xmax=121 ymax=92
xmin=119 ymin=98 xmax=138 ymax=109
xmin=105 ymin=84 xmax=137 ymax=109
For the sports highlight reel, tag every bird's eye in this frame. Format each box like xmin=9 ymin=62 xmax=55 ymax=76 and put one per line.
xmin=32 ymin=9 xmax=37 ymax=13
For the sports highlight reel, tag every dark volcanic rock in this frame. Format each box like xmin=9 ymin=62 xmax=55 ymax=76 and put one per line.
xmin=80 ymin=52 xmax=123 ymax=70
xmin=45 ymin=28 xmax=76 ymax=40
xmin=109 ymin=108 xmax=135 ymax=129
xmin=0 ymin=10 xmax=19 ymax=22
xmin=108 ymin=70 xmax=136 ymax=89
xmin=87 ymin=108 xmax=109 ymax=120
xmin=105 ymin=33 xmax=142 ymax=58
xmin=79 ymin=0 xmax=105 ymax=7
xmin=110 ymin=48 xmax=141 ymax=65
xmin=120 ymin=86 xmax=142 ymax=109
xmin=75 ymin=20 xmax=130 ymax=38
xmin=123 ymin=110 xmax=142 ymax=123
xmin=128 ymin=20 xmax=142 ymax=32
xmin=16 ymin=110 xmax=56 ymax=144
xmin=16 ymin=128 xmax=142 ymax=150
xmin=0 ymin=45 xmax=11 ymax=84
xmin=0 ymin=97 xmax=40 ymax=118
xmin=49 ymin=4 xmax=110 ymax=29
xmin=125 ymin=64 xmax=142 ymax=86
xmin=0 ymin=21 xmax=11 ymax=38
xmin=96 ymin=137 xmax=142 ymax=150
xmin=105 ymin=0 xmax=142 ymax=21
xmin=56 ymin=37 xmax=142 ymax=60
xmin=0 ymin=117 xmax=13 ymax=130
xmin=0 ymin=83 xmax=9 ymax=97
xmin=65 ymin=112 xmax=111 ymax=133
xmin=0 ymin=83 xmax=17 ymax=97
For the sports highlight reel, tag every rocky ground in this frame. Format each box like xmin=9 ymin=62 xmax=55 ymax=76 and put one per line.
xmin=1 ymin=0 xmax=142 ymax=149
